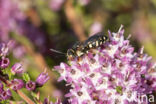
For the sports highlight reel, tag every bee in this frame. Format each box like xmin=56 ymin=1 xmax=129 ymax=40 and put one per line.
xmin=67 ymin=32 xmax=108 ymax=60
xmin=50 ymin=32 xmax=108 ymax=60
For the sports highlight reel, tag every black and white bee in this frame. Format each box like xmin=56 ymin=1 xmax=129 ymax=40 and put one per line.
xmin=51 ymin=32 xmax=109 ymax=60
xmin=66 ymin=32 xmax=109 ymax=60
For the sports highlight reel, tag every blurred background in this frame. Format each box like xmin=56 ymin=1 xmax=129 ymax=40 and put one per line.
xmin=0 ymin=0 xmax=156 ymax=103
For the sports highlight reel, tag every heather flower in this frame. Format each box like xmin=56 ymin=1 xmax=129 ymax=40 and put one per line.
xmin=36 ymin=71 xmax=50 ymax=86
xmin=26 ymin=81 xmax=36 ymax=91
xmin=0 ymin=58 xmax=10 ymax=69
xmin=0 ymin=89 xmax=12 ymax=100
xmin=0 ymin=0 xmax=25 ymax=42
xmin=11 ymin=63 xmax=23 ymax=74
xmin=54 ymin=26 xmax=156 ymax=104
xmin=10 ymin=79 xmax=24 ymax=91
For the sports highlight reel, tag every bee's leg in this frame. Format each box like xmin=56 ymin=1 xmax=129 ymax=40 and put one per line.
xmin=67 ymin=56 xmax=74 ymax=61
xmin=77 ymin=56 xmax=83 ymax=62
xmin=90 ymin=49 xmax=98 ymax=56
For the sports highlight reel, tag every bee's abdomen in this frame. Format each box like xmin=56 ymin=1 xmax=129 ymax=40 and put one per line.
xmin=83 ymin=33 xmax=108 ymax=50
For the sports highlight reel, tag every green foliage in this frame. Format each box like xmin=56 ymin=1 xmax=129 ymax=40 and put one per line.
xmin=22 ymin=73 xmax=30 ymax=82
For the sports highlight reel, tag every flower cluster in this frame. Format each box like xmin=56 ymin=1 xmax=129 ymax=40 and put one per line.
xmin=0 ymin=43 xmax=10 ymax=69
xmin=0 ymin=42 xmax=50 ymax=102
xmin=0 ymin=0 xmax=25 ymax=42
xmin=0 ymin=0 xmax=47 ymax=59
xmin=54 ymin=26 xmax=156 ymax=104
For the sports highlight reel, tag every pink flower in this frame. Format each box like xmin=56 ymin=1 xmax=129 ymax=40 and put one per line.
xmin=36 ymin=71 xmax=50 ymax=86
xmin=54 ymin=25 xmax=156 ymax=103
xmin=0 ymin=89 xmax=12 ymax=100
xmin=0 ymin=58 xmax=10 ymax=69
xmin=11 ymin=63 xmax=23 ymax=74
xmin=26 ymin=81 xmax=36 ymax=91
xmin=89 ymin=22 xmax=102 ymax=36
xmin=10 ymin=79 xmax=24 ymax=91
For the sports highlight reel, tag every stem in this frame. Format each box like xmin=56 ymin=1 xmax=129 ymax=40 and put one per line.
xmin=64 ymin=0 xmax=87 ymax=41
xmin=17 ymin=90 xmax=35 ymax=104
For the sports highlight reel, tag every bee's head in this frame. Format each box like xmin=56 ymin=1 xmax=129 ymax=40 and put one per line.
xmin=67 ymin=49 xmax=75 ymax=60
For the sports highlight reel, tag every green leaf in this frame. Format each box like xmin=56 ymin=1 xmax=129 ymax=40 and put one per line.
xmin=2 ymin=68 xmax=14 ymax=80
xmin=22 ymin=73 xmax=30 ymax=82
xmin=8 ymin=70 xmax=13 ymax=80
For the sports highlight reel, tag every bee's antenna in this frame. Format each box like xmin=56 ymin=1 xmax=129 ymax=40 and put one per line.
xmin=50 ymin=49 xmax=66 ymax=55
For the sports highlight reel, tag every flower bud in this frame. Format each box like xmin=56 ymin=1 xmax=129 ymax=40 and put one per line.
xmin=10 ymin=79 xmax=24 ymax=91
xmin=36 ymin=72 xmax=50 ymax=86
xmin=11 ymin=63 xmax=23 ymax=74
xmin=0 ymin=43 xmax=9 ymax=57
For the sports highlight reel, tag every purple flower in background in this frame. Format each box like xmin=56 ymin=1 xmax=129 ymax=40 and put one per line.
xmin=0 ymin=58 xmax=10 ymax=69
xmin=0 ymin=81 xmax=4 ymax=93
xmin=0 ymin=0 xmax=46 ymax=57
xmin=10 ymin=79 xmax=24 ymax=91
xmin=18 ymin=21 xmax=47 ymax=53
xmin=13 ymin=46 xmax=26 ymax=59
xmin=0 ymin=0 xmax=25 ymax=42
xmin=11 ymin=63 xmax=23 ymax=74
xmin=50 ymin=0 xmax=65 ymax=11
xmin=54 ymin=26 xmax=156 ymax=103
xmin=36 ymin=71 xmax=50 ymax=86
xmin=0 ymin=89 xmax=12 ymax=100
xmin=89 ymin=21 xmax=103 ymax=36
xmin=26 ymin=81 xmax=36 ymax=91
